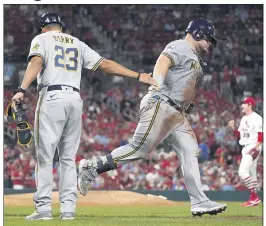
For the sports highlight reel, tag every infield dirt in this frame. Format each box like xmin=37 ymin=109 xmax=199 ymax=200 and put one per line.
xmin=4 ymin=191 xmax=182 ymax=207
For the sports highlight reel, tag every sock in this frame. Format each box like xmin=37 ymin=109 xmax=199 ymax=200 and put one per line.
xmin=244 ymin=176 xmax=259 ymax=199
xmin=96 ymin=154 xmax=117 ymax=174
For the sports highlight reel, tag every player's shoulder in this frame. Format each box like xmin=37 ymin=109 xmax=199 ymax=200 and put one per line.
xmin=31 ymin=32 xmax=60 ymax=42
xmin=164 ymin=39 xmax=189 ymax=53
xmin=33 ymin=32 xmax=80 ymax=42
xmin=251 ymin=112 xmax=262 ymax=120
xmin=61 ymin=32 xmax=79 ymax=40
xmin=31 ymin=33 xmax=45 ymax=41
xmin=60 ymin=33 xmax=87 ymax=47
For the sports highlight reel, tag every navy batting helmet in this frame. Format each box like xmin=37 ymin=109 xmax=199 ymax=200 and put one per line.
xmin=186 ymin=19 xmax=217 ymax=45
xmin=39 ymin=12 xmax=62 ymax=30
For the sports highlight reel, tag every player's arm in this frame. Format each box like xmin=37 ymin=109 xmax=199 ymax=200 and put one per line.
xmin=152 ymin=54 xmax=172 ymax=88
xmin=12 ymin=35 xmax=44 ymax=104
xmin=99 ymin=59 xmax=157 ymax=86
xmin=255 ymin=133 xmax=263 ymax=148
xmin=82 ymin=42 xmax=157 ymax=86
xmin=152 ymin=42 xmax=180 ymax=88
xmin=254 ymin=118 xmax=263 ymax=149
xmin=21 ymin=56 xmax=43 ymax=89
xmin=248 ymin=117 xmax=263 ymax=159
xmin=12 ymin=56 xmax=43 ymax=103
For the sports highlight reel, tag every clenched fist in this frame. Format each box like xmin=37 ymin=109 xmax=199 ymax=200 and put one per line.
xmin=12 ymin=92 xmax=25 ymax=105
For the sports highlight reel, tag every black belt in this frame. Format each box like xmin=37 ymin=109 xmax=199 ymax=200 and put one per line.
xmin=166 ymin=99 xmax=183 ymax=112
xmin=47 ymin=85 xmax=79 ymax=92
xmin=152 ymin=95 xmax=183 ymax=112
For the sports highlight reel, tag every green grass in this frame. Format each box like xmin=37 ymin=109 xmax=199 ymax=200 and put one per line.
xmin=4 ymin=202 xmax=263 ymax=226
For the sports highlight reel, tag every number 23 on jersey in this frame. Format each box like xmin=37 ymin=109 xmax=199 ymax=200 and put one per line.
xmin=54 ymin=45 xmax=78 ymax=71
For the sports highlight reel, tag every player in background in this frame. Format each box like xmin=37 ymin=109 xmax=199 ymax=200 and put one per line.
xmin=78 ymin=19 xmax=227 ymax=217
xmin=228 ymin=97 xmax=263 ymax=207
xmin=11 ymin=12 xmax=157 ymax=220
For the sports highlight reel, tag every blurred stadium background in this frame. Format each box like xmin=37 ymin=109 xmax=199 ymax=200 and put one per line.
xmin=4 ymin=5 xmax=263 ymax=193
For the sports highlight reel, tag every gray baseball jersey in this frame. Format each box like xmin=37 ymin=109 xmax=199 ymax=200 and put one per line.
xmin=29 ymin=31 xmax=104 ymax=213
xmin=107 ymin=39 xmax=209 ymax=205
xmin=28 ymin=31 xmax=104 ymax=90
xmin=160 ymin=39 xmax=203 ymax=104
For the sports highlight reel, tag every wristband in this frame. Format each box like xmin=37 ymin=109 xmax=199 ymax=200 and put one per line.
xmin=16 ymin=87 xmax=26 ymax=94
xmin=136 ymin=72 xmax=141 ymax=81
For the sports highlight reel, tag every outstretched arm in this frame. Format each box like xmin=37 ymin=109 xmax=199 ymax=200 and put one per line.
xmin=99 ymin=59 xmax=158 ymax=86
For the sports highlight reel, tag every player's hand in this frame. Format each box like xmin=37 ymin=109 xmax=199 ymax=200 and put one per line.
xmin=228 ymin=120 xmax=235 ymax=130
xmin=12 ymin=92 xmax=25 ymax=104
xmin=139 ymin=73 xmax=159 ymax=88
xmin=247 ymin=148 xmax=260 ymax=160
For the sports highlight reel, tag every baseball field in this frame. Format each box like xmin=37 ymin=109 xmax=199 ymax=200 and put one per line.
xmin=4 ymin=191 xmax=263 ymax=226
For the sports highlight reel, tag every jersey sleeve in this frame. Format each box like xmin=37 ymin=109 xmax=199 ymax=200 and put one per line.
xmin=254 ymin=116 xmax=263 ymax=132
xmin=161 ymin=42 xmax=182 ymax=67
xmin=27 ymin=35 xmax=45 ymax=62
xmin=81 ymin=42 xmax=105 ymax=71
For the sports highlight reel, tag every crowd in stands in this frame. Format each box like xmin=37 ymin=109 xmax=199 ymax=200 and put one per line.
xmin=4 ymin=5 xmax=263 ymax=192
xmin=4 ymin=5 xmax=263 ymax=100
xmin=4 ymin=82 xmax=263 ymax=191
xmin=92 ymin=5 xmax=263 ymax=71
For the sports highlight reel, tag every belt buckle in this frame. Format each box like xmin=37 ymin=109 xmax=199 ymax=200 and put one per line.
xmin=61 ymin=85 xmax=73 ymax=92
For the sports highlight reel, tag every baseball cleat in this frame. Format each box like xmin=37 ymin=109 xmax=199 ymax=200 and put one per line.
xmin=25 ymin=210 xmax=52 ymax=220
xmin=191 ymin=201 xmax=227 ymax=217
xmin=77 ymin=159 xmax=98 ymax=196
xmin=60 ymin=212 xmax=75 ymax=220
xmin=242 ymin=198 xmax=261 ymax=207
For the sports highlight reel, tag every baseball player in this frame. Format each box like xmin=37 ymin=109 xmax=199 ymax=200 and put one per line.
xmin=228 ymin=97 xmax=263 ymax=207
xmin=78 ymin=19 xmax=227 ymax=217
xmin=11 ymin=12 xmax=157 ymax=220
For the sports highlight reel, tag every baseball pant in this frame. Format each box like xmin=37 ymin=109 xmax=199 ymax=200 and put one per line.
xmin=238 ymin=143 xmax=262 ymax=191
xmin=33 ymin=87 xmax=83 ymax=213
xmin=110 ymin=94 xmax=209 ymax=205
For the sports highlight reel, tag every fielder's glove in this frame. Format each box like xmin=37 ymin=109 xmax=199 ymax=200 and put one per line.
xmin=6 ymin=102 xmax=32 ymax=146
xmin=247 ymin=148 xmax=260 ymax=160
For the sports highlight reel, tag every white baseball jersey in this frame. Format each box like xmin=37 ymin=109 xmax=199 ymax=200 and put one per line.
xmin=28 ymin=31 xmax=104 ymax=90
xmin=238 ymin=112 xmax=262 ymax=145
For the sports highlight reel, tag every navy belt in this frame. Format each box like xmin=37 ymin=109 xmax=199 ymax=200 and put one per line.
xmin=47 ymin=85 xmax=79 ymax=92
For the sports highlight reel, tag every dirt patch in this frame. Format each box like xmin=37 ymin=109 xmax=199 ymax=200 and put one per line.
xmin=4 ymin=191 xmax=182 ymax=207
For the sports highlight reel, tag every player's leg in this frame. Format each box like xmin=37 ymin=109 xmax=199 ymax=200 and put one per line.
xmin=31 ymin=94 xmax=66 ymax=214
xmin=57 ymin=95 xmax=83 ymax=216
xmin=78 ymin=98 xmax=183 ymax=195
xmin=249 ymin=157 xmax=261 ymax=204
xmin=249 ymin=145 xmax=262 ymax=195
xmin=167 ymin=117 xmax=226 ymax=216
xmin=238 ymin=151 xmax=254 ymax=205
xmin=239 ymin=145 xmax=261 ymax=206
